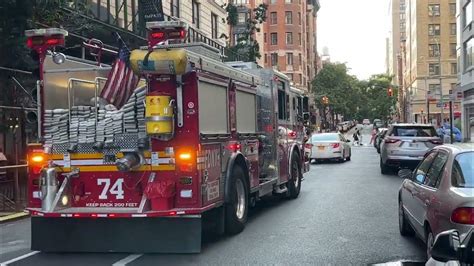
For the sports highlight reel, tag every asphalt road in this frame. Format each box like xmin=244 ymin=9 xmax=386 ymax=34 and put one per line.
xmin=0 ymin=125 xmax=426 ymax=265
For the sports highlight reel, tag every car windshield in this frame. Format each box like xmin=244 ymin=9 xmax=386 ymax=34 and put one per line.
xmin=312 ymin=134 xmax=338 ymax=142
xmin=452 ymin=152 xmax=474 ymax=188
xmin=392 ymin=126 xmax=436 ymax=137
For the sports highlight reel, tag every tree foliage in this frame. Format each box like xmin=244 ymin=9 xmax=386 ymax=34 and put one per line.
xmin=312 ymin=62 xmax=397 ymax=125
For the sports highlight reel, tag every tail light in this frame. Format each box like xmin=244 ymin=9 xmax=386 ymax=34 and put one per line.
xmin=288 ymin=131 xmax=297 ymax=138
xmin=385 ymin=138 xmax=400 ymax=144
xmin=331 ymin=143 xmax=340 ymax=148
xmin=228 ymin=143 xmax=241 ymax=152
xmin=451 ymin=207 xmax=474 ymax=224
xmin=304 ymin=143 xmax=313 ymax=149
xmin=430 ymin=139 xmax=443 ymax=144
xmin=28 ymin=151 xmax=46 ymax=175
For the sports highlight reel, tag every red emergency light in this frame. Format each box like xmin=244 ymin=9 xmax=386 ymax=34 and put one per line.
xmin=25 ymin=28 xmax=68 ymax=51
xmin=146 ymin=21 xmax=188 ymax=48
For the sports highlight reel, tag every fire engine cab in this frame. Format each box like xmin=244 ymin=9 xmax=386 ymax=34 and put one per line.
xmin=26 ymin=22 xmax=310 ymax=253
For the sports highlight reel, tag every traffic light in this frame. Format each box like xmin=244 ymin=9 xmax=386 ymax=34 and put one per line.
xmin=321 ymin=96 xmax=329 ymax=105
xmin=387 ymin=87 xmax=393 ymax=97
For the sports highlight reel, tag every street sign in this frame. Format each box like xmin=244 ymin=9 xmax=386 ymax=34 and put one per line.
xmin=139 ymin=0 xmax=165 ymax=23
xmin=456 ymin=91 xmax=463 ymax=100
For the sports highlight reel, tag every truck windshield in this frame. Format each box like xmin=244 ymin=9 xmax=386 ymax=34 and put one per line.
xmin=452 ymin=152 xmax=474 ymax=188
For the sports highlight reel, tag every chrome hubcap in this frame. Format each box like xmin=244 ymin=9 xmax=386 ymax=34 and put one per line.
xmin=235 ymin=179 xmax=246 ymax=220
xmin=427 ymin=232 xmax=434 ymax=258
xmin=292 ymin=161 xmax=299 ymax=189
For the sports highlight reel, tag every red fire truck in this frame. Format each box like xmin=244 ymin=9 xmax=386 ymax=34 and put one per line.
xmin=25 ymin=22 xmax=310 ymax=253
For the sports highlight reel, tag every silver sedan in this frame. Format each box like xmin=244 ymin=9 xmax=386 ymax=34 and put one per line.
xmin=398 ymin=143 xmax=474 ymax=258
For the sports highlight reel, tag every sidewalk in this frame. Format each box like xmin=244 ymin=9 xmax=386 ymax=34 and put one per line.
xmin=0 ymin=211 xmax=29 ymax=223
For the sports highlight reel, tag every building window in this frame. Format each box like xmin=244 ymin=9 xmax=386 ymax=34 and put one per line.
xmin=285 ymin=0 xmax=292 ymax=3
xmin=429 ymin=63 xmax=440 ymax=76
xmin=238 ymin=12 xmax=247 ymax=24
xmin=298 ymin=12 xmax=301 ymax=25
xmin=451 ymin=63 xmax=458 ymax=74
xmin=192 ymin=0 xmax=200 ymax=28
xmin=298 ymin=53 xmax=302 ymax=64
xmin=270 ymin=12 xmax=277 ymax=24
xmin=450 ymin=43 xmax=457 ymax=57
xmin=271 ymin=33 xmax=278 ymax=45
xmin=271 ymin=53 xmax=278 ymax=66
xmin=285 ymin=11 xmax=293 ymax=24
xmin=464 ymin=38 xmax=474 ymax=69
xmin=450 ymin=3 xmax=456 ymax=16
xmin=429 ymin=44 xmax=441 ymax=57
xmin=286 ymin=32 xmax=293 ymax=44
xmin=287 ymin=53 xmax=293 ymax=65
xmin=428 ymin=24 xmax=440 ymax=36
xmin=234 ymin=0 xmax=249 ymax=4
xmin=450 ymin=23 xmax=456 ymax=35
xmin=429 ymin=84 xmax=441 ymax=98
xmin=298 ymin=33 xmax=302 ymax=45
xmin=211 ymin=13 xmax=218 ymax=39
xmin=271 ymin=0 xmax=277 ymax=3
xmin=428 ymin=4 xmax=440 ymax=16
xmin=287 ymin=73 xmax=293 ymax=80
xmin=264 ymin=54 xmax=268 ymax=64
xmin=464 ymin=1 xmax=472 ymax=27
xmin=170 ymin=0 xmax=180 ymax=17
xmin=298 ymin=73 xmax=302 ymax=84
xmin=264 ymin=33 xmax=267 ymax=43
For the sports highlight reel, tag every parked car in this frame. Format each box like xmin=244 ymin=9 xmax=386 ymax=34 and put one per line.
xmin=308 ymin=133 xmax=351 ymax=163
xmin=363 ymin=119 xmax=370 ymax=125
xmin=398 ymin=143 xmax=474 ymax=258
xmin=374 ymin=128 xmax=388 ymax=153
xmin=373 ymin=119 xmax=384 ymax=128
xmin=380 ymin=123 xmax=442 ymax=174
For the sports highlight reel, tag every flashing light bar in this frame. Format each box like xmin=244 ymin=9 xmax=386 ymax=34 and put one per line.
xmin=25 ymin=28 xmax=68 ymax=38
xmin=146 ymin=21 xmax=187 ymax=30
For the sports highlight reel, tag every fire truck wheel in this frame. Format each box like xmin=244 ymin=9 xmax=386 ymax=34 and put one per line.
xmin=287 ymin=153 xmax=301 ymax=199
xmin=225 ymin=166 xmax=248 ymax=235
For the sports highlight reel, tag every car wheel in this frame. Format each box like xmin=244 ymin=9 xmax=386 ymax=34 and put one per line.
xmin=346 ymin=150 xmax=351 ymax=161
xmin=225 ymin=166 xmax=248 ymax=235
xmin=380 ymin=157 xmax=390 ymax=175
xmin=398 ymin=201 xmax=414 ymax=236
xmin=426 ymin=227 xmax=434 ymax=259
xmin=287 ymin=153 xmax=301 ymax=199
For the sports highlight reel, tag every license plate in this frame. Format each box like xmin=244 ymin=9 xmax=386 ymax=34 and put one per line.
xmin=318 ymin=146 xmax=325 ymax=151
xmin=409 ymin=143 xmax=419 ymax=148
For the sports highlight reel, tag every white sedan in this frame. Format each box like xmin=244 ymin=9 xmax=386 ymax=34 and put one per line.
xmin=308 ymin=133 xmax=351 ymax=163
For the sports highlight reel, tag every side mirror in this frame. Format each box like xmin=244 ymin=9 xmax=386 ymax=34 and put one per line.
xmin=398 ymin=169 xmax=413 ymax=179
xmin=430 ymin=229 xmax=460 ymax=262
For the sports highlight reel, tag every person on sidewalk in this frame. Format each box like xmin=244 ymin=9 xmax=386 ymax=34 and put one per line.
xmin=353 ymin=129 xmax=361 ymax=146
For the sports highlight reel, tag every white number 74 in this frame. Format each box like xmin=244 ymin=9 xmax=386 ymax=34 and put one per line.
xmin=97 ymin=178 xmax=124 ymax=200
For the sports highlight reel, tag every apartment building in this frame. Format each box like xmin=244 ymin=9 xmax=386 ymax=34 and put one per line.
xmin=87 ymin=0 xmax=227 ymax=46
xmin=402 ymin=0 xmax=460 ymax=124
xmin=457 ymin=0 xmax=474 ymax=141
xmin=260 ymin=0 xmax=320 ymax=92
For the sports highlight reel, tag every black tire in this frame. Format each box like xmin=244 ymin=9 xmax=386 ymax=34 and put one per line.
xmin=287 ymin=153 xmax=301 ymax=199
xmin=398 ymin=201 xmax=415 ymax=236
xmin=380 ymin=157 xmax=390 ymax=175
xmin=225 ymin=166 xmax=248 ymax=235
xmin=346 ymin=150 xmax=351 ymax=161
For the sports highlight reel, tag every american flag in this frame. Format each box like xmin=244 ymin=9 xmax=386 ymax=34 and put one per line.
xmin=100 ymin=38 xmax=139 ymax=109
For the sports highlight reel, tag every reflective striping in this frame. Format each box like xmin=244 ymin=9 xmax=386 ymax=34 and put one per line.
xmin=55 ymin=165 xmax=174 ymax=172
xmin=131 ymin=214 xmax=147 ymax=217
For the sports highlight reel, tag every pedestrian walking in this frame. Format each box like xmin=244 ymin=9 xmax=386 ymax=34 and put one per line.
xmin=370 ymin=127 xmax=379 ymax=144
xmin=353 ymin=129 xmax=361 ymax=146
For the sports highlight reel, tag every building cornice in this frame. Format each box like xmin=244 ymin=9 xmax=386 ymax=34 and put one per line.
xmin=207 ymin=0 xmax=226 ymax=14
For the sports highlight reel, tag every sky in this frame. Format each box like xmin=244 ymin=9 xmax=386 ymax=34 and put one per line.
xmin=318 ymin=0 xmax=391 ymax=80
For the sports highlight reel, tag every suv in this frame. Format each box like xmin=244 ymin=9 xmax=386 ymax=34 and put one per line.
xmin=380 ymin=124 xmax=442 ymax=174
xmin=362 ymin=119 xmax=370 ymax=125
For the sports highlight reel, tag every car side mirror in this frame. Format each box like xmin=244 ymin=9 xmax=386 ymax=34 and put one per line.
xmin=415 ymin=174 xmax=425 ymax=183
xmin=398 ymin=169 xmax=413 ymax=179
xmin=430 ymin=229 xmax=460 ymax=262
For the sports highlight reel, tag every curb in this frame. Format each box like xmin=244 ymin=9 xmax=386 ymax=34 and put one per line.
xmin=0 ymin=211 xmax=29 ymax=223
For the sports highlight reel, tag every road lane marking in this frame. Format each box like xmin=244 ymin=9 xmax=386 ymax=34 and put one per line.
xmin=112 ymin=254 xmax=143 ymax=266
xmin=0 ymin=251 xmax=40 ymax=266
